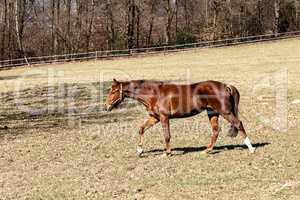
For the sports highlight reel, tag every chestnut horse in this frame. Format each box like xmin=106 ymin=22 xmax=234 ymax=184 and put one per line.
xmin=105 ymin=79 xmax=255 ymax=156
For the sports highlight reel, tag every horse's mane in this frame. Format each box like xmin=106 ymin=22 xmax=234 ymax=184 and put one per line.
xmin=129 ymin=80 xmax=165 ymax=87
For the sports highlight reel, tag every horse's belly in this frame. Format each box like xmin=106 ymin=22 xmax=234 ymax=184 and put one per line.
xmin=169 ymin=108 xmax=203 ymax=118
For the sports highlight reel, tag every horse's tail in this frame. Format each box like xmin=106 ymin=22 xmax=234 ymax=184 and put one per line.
xmin=227 ymin=85 xmax=240 ymax=137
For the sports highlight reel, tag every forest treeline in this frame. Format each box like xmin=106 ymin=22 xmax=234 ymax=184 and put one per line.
xmin=0 ymin=0 xmax=300 ymax=60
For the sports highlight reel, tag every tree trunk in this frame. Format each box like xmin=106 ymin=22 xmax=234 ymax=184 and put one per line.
xmin=205 ymin=0 xmax=208 ymax=27
xmin=105 ymin=0 xmax=116 ymax=50
xmin=110 ymin=8 xmax=115 ymax=50
xmin=15 ymin=0 xmax=29 ymax=64
xmin=175 ymin=0 xmax=178 ymax=40
xmin=42 ymin=0 xmax=45 ymax=55
xmin=147 ymin=0 xmax=156 ymax=47
xmin=66 ymin=0 xmax=72 ymax=53
xmin=227 ymin=0 xmax=233 ymax=37
xmin=105 ymin=0 xmax=114 ymax=50
xmin=136 ymin=6 xmax=140 ymax=48
xmin=1 ymin=0 xmax=7 ymax=60
xmin=184 ymin=0 xmax=189 ymax=28
xmin=127 ymin=0 xmax=135 ymax=49
xmin=51 ymin=0 xmax=55 ymax=54
xmin=274 ymin=0 xmax=280 ymax=34
xmin=86 ymin=0 xmax=95 ymax=52
xmin=147 ymin=21 xmax=153 ymax=47
xmin=8 ymin=2 xmax=13 ymax=59
xmin=76 ymin=0 xmax=83 ymax=51
xmin=55 ymin=0 xmax=60 ymax=54
xmin=257 ymin=0 xmax=263 ymax=35
xmin=165 ymin=0 xmax=175 ymax=44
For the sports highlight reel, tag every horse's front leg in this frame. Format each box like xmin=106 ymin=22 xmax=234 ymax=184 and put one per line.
xmin=137 ymin=116 xmax=159 ymax=155
xmin=160 ymin=115 xmax=171 ymax=156
xmin=202 ymin=115 xmax=219 ymax=154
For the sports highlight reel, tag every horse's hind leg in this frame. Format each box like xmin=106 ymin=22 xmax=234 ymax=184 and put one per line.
xmin=222 ymin=113 xmax=255 ymax=153
xmin=137 ymin=116 xmax=159 ymax=155
xmin=202 ymin=110 xmax=220 ymax=154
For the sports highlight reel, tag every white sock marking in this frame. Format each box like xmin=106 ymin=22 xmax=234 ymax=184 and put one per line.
xmin=244 ymin=137 xmax=255 ymax=153
xmin=137 ymin=147 xmax=144 ymax=154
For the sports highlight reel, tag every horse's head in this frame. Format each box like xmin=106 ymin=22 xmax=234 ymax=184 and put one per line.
xmin=105 ymin=79 xmax=124 ymax=111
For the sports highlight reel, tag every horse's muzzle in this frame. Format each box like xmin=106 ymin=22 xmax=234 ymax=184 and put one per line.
xmin=105 ymin=104 xmax=113 ymax=112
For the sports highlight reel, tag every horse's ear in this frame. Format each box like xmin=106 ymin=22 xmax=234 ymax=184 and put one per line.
xmin=112 ymin=78 xmax=118 ymax=84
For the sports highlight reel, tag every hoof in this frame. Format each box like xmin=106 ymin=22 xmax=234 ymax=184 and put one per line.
xmin=137 ymin=147 xmax=144 ymax=156
xmin=201 ymin=149 xmax=211 ymax=155
xmin=249 ymin=147 xmax=256 ymax=154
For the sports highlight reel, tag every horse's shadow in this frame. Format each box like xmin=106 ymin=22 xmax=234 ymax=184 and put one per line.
xmin=142 ymin=142 xmax=270 ymax=157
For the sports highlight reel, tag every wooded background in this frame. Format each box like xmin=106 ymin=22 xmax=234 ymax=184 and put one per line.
xmin=0 ymin=0 xmax=300 ymax=61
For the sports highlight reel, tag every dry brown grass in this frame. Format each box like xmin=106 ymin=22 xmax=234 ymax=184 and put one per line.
xmin=0 ymin=38 xmax=300 ymax=200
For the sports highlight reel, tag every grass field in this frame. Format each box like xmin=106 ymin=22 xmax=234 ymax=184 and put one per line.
xmin=0 ymin=38 xmax=300 ymax=200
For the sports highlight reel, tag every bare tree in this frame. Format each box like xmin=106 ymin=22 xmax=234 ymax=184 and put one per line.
xmin=0 ymin=0 xmax=300 ymax=61
xmin=85 ymin=0 xmax=96 ymax=52
xmin=75 ymin=0 xmax=83 ymax=51
xmin=135 ymin=1 xmax=141 ymax=48
xmin=146 ymin=0 xmax=156 ymax=47
xmin=273 ymin=0 xmax=280 ymax=35
xmin=55 ymin=0 xmax=60 ymax=54
xmin=51 ymin=0 xmax=56 ymax=54
xmin=164 ymin=0 xmax=176 ymax=44
xmin=0 ymin=0 xmax=8 ymax=60
xmin=66 ymin=0 xmax=72 ymax=53
xmin=105 ymin=0 xmax=116 ymax=50
xmin=15 ymin=0 xmax=29 ymax=65
xmin=127 ymin=0 xmax=136 ymax=49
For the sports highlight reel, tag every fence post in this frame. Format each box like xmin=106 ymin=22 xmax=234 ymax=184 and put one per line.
xmin=54 ymin=55 xmax=58 ymax=64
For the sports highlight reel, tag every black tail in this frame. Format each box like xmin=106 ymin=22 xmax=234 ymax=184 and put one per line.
xmin=227 ymin=85 xmax=240 ymax=137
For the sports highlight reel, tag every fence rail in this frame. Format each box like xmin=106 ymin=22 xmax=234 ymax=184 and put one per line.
xmin=1 ymin=31 xmax=300 ymax=69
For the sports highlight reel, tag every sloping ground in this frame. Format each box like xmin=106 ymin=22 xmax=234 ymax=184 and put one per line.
xmin=0 ymin=38 xmax=300 ymax=200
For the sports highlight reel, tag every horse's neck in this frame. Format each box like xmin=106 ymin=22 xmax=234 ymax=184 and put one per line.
xmin=123 ymin=82 xmax=150 ymax=107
